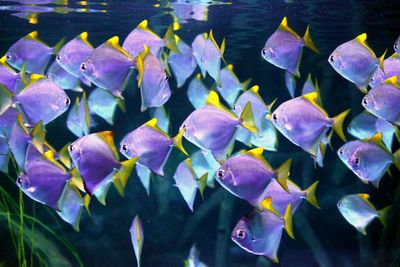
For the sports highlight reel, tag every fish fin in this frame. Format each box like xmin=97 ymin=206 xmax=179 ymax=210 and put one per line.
xmin=240 ymin=102 xmax=258 ymax=134
xmin=0 ymin=55 xmax=6 ymax=64
xmin=198 ymin=172 xmax=208 ymax=199
xmin=315 ymin=142 xmax=325 ymax=167
xmin=0 ymin=83 xmax=13 ymax=115
xmin=260 ymin=197 xmax=280 ymax=216
xmin=354 ymin=33 xmax=374 ymax=55
xmin=145 ymin=118 xmax=169 ymax=138
xmin=378 ymin=50 xmax=387 ymax=72
xmin=58 ymin=142 xmax=71 ymax=169
xmin=77 ymin=32 xmax=94 ymax=49
xmin=137 ymin=19 xmax=160 ymax=38
xmin=303 ymin=25 xmax=319 ymax=53
xmin=53 ymin=37 xmax=65 ymax=54
xmin=283 ymin=203 xmax=295 ymax=239
xmin=42 ymin=150 xmax=66 ymax=172
xmin=383 ymin=76 xmax=400 ymax=89
xmin=393 ymin=148 xmax=400 ymax=171
xmin=332 ymin=109 xmax=351 ymax=142
xmin=244 ymin=148 xmax=273 ymax=169
xmin=16 ymin=113 xmax=29 ymax=134
xmin=278 ymin=17 xmax=300 ymax=39
xmin=113 ymin=157 xmax=138 ymax=197
xmin=358 ymin=86 xmax=368 ymax=94
xmin=27 ymin=31 xmax=38 ymax=40
xmin=164 ymin=23 xmax=179 ymax=53
xmin=285 ymin=71 xmax=296 ymax=98
xmin=363 ymin=132 xmax=391 ymax=154
xmin=137 ymin=45 xmax=150 ymax=88
xmin=83 ymin=194 xmax=91 ymax=214
xmin=304 ymin=180 xmax=320 ymax=209
xmin=173 ymin=128 xmax=188 ymax=156
xmin=302 ymin=92 xmax=327 ymax=115
xmin=161 ymin=51 xmax=171 ymax=77
xmin=378 ymin=206 xmax=391 ymax=227
xmin=31 ymin=121 xmax=45 ymax=152
xmin=96 ymin=131 xmax=119 ymax=160
xmin=29 ymin=73 xmax=46 ymax=82
xmin=357 ymin=226 xmax=367 ymax=235
xmin=117 ymin=98 xmax=126 ymax=113
xmin=266 ymin=98 xmax=277 ymax=113
xmin=70 ymin=168 xmax=86 ymax=192
xmin=205 ymin=90 xmax=236 ymax=116
xmin=106 ymin=36 xmax=132 ymax=59
xmin=276 ymin=159 xmax=291 ymax=192
xmin=19 ymin=64 xmax=28 ymax=85
xmin=241 ymin=78 xmax=252 ymax=91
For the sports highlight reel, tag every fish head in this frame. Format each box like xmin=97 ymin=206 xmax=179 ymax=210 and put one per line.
xmin=348 ymin=150 xmax=366 ymax=178
xmin=368 ymin=69 xmax=384 ymax=88
xmin=270 ymin=106 xmax=287 ymax=132
xmin=337 ymin=141 xmax=358 ymax=166
xmin=231 ymin=216 xmax=252 ymax=249
xmin=56 ymin=91 xmax=71 ymax=113
xmin=119 ymin=138 xmax=136 ymax=159
xmin=328 ymin=49 xmax=343 ymax=70
xmin=5 ymin=51 xmax=22 ymax=70
xmin=68 ymin=139 xmax=82 ymax=165
xmin=394 ymin=37 xmax=400 ymax=55
xmin=361 ymin=94 xmax=376 ymax=112
xmin=80 ymin=59 xmax=96 ymax=80
xmin=215 ymin=162 xmax=236 ymax=189
xmin=261 ymin=46 xmax=275 ymax=62
xmin=16 ymin=172 xmax=30 ymax=190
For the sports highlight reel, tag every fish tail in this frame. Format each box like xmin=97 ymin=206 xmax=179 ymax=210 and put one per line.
xmin=164 ymin=22 xmax=180 ymax=54
xmin=239 ymin=102 xmax=258 ymax=134
xmin=378 ymin=49 xmax=387 ymax=72
xmin=197 ymin=173 xmax=208 ymax=199
xmin=0 ymin=83 xmax=14 ymax=115
xmin=241 ymin=78 xmax=252 ymax=91
xmin=315 ymin=142 xmax=326 ymax=167
xmin=113 ymin=157 xmax=138 ymax=197
xmin=394 ymin=148 xmax=400 ymax=171
xmin=378 ymin=205 xmax=391 ymax=227
xmin=304 ymin=180 xmax=320 ymax=209
xmin=173 ymin=128 xmax=188 ymax=156
xmin=276 ymin=159 xmax=291 ymax=192
xmin=31 ymin=121 xmax=45 ymax=152
xmin=332 ymin=109 xmax=351 ymax=142
xmin=260 ymin=197 xmax=280 ymax=216
xmin=283 ymin=203 xmax=295 ymax=239
xmin=53 ymin=37 xmax=66 ymax=54
xmin=303 ymin=25 xmax=319 ymax=53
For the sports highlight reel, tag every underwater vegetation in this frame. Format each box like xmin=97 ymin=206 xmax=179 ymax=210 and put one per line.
xmin=1 ymin=0 xmax=400 ymax=266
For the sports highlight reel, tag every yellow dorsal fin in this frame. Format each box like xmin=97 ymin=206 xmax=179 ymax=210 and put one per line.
xmin=174 ymin=34 xmax=180 ymax=44
xmin=16 ymin=114 xmax=29 ymax=134
xmin=226 ymin=64 xmax=234 ymax=72
xmin=278 ymin=17 xmax=300 ymax=39
xmin=383 ymin=76 xmax=400 ymax=89
xmin=205 ymin=91 xmax=236 ymax=117
xmin=364 ymin=132 xmax=390 ymax=152
xmin=145 ymin=118 xmax=169 ymax=137
xmin=354 ymin=33 xmax=376 ymax=56
xmin=78 ymin=32 xmax=93 ymax=48
xmin=28 ymin=13 xmax=38 ymax=24
xmin=137 ymin=45 xmax=150 ymax=87
xmin=30 ymin=73 xmax=45 ymax=81
xmin=96 ymin=131 xmax=119 ymax=160
xmin=42 ymin=150 xmax=66 ymax=172
xmin=195 ymin=73 xmax=202 ymax=80
xmin=357 ymin=193 xmax=369 ymax=200
xmin=106 ymin=36 xmax=131 ymax=59
xmin=27 ymin=31 xmax=38 ymax=39
xmin=249 ymin=85 xmax=259 ymax=93
xmin=173 ymin=21 xmax=180 ymax=31
xmin=261 ymin=197 xmax=280 ymax=216
xmin=208 ymin=30 xmax=220 ymax=51
xmin=185 ymin=158 xmax=197 ymax=178
xmin=302 ymin=92 xmax=328 ymax=116
xmin=137 ymin=19 xmax=159 ymax=38
xmin=244 ymin=148 xmax=273 ymax=169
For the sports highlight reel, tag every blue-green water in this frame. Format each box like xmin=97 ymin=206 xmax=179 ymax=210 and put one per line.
xmin=0 ymin=0 xmax=399 ymax=266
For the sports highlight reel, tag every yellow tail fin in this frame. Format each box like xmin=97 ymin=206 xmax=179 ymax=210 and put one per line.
xmin=332 ymin=109 xmax=351 ymax=141
xmin=303 ymin=25 xmax=319 ymax=53
xmin=240 ymin=102 xmax=258 ymax=134
xmin=304 ymin=181 xmax=320 ymax=209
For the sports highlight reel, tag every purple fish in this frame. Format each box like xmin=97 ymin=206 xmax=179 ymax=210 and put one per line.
xmin=88 ymin=87 xmax=125 ymax=125
xmin=369 ymin=54 xmax=400 ymax=88
xmin=5 ymin=31 xmax=64 ymax=74
xmin=180 ymin=91 xmax=257 ymax=161
xmin=261 ymin=17 xmax=318 ymax=78
xmin=80 ymin=36 xmax=134 ymax=98
xmin=231 ymin=206 xmax=294 ymax=263
xmin=362 ymin=76 xmax=400 ymax=126
xmin=119 ymin=118 xmax=187 ymax=176
xmin=215 ymin=148 xmax=290 ymax=205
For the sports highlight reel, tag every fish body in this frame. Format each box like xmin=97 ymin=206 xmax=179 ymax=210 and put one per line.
xmin=369 ymin=55 xmax=400 ymax=88
xmin=47 ymin=61 xmax=83 ymax=92
xmin=67 ymin=93 xmax=90 ymax=137
xmin=217 ymin=64 xmax=244 ymax=106
xmin=130 ymin=215 xmax=144 ymax=267
xmin=173 ymin=158 xmax=200 ymax=211
xmin=187 ymin=74 xmax=209 ymax=109
xmin=88 ymin=87 xmax=122 ymax=125
xmin=0 ymin=58 xmax=23 ymax=94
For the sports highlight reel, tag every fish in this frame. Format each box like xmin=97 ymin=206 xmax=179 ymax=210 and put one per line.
xmin=191 ymin=31 xmax=225 ymax=84
xmin=80 ymin=36 xmax=134 ymax=98
xmin=231 ymin=205 xmax=294 ymax=263
xmin=180 ymin=90 xmax=257 ymax=161
xmin=369 ymin=53 xmax=400 ymax=88
xmin=168 ymin=35 xmax=197 ymax=87
xmin=46 ymin=61 xmax=83 ymax=92
xmin=394 ymin=36 xmax=400 ymax=55
xmin=362 ymin=76 xmax=400 ymax=126
xmin=337 ymin=194 xmax=389 ymax=235
xmin=270 ymin=92 xmax=350 ymax=167
xmin=256 ymin=179 xmax=320 ymax=215
xmin=215 ymin=147 xmax=290 ymax=206
xmin=328 ymin=33 xmax=385 ymax=92
xmin=5 ymin=31 xmax=64 ymax=74
xmin=150 ymin=106 xmax=170 ymax=134
xmin=68 ymin=131 xmax=137 ymax=203
xmin=122 ymin=20 xmax=178 ymax=59
xmin=0 ymin=56 xmax=24 ymax=94
xmin=301 ymin=73 xmax=317 ymax=95
xmin=0 ymin=74 xmax=70 ymax=126
xmin=119 ymin=118 xmax=187 ymax=176
xmin=233 ymin=85 xmax=277 ymax=151
xmin=261 ymin=17 xmax=318 ymax=78
xmin=136 ymin=45 xmax=171 ymax=111
xmin=184 ymin=244 xmax=208 ymax=267
xmin=56 ymin=32 xmax=94 ymax=86
xmin=66 ymin=92 xmax=90 ymax=137
xmin=87 ymin=87 xmax=125 ymax=125
xmin=337 ymin=133 xmax=400 ymax=188
xmin=217 ymin=64 xmax=250 ymax=107
xmin=129 ymin=215 xmax=144 ymax=267
xmin=173 ymin=158 xmax=207 ymax=211
xmin=347 ymin=111 xmax=395 ymax=150
xmin=187 ymin=74 xmax=209 ymax=109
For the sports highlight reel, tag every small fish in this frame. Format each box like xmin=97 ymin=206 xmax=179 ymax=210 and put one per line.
xmin=257 ymin=179 xmax=320 ymax=215
xmin=337 ymin=134 xmax=400 ymax=188
xmin=0 ymin=75 xmax=70 ymax=126
xmin=301 ymin=73 xmax=317 ymax=95
xmin=217 ymin=64 xmax=250 ymax=107
xmin=173 ymin=158 xmax=207 ymax=211
xmin=168 ymin=35 xmax=197 ymax=87
xmin=136 ymin=46 xmax=171 ymax=111
xmin=328 ymin=33 xmax=385 ymax=92
xmin=187 ymin=74 xmax=209 ymax=109
xmin=369 ymin=53 xmax=400 ymax=88
xmin=347 ymin=111 xmax=395 ymax=150
xmin=233 ymin=85 xmax=277 ymax=151
xmin=129 ymin=215 xmax=144 ymax=267
xmin=0 ymin=56 xmax=24 ymax=94
xmin=150 ymin=106 xmax=170 ymax=134
xmin=191 ymin=31 xmax=225 ymax=84
xmin=337 ymin=194 xmax=389 ymax=235
xmin=180 ymin=90 xmax=257 ymax=161
xmin=362 ymin=76 xmax=400 ymax=126
xmin=119 ymin=118 xmax=187 ymax=176
xmin=5 ymin=31 xmax=64 ymax=74
xmin=270 ymin=92 xmax=350 ymax=167
xmin=215 ymin=147 xmax=290 ymax=205
xmin=88 ymin=87 xmax=125 ymax=125
xmin=80 ymin=36 xmax=134 ymax=98
xmin=56 ymin=32 xmax=94 ymax=86
xmin=261 ymin=17 xmax=318 ymax=78
xmin=184 ymin=244 xmax=208 ymax=267
xmin=46 ymin=61 xmax=83 ymax=92
xmin=69 ymin=131 xmax=137 ymax=203
xmin=67 ymin=92 xmax=90 ymax=137
xmin=231 ymin=205 xmax=294 ymax=263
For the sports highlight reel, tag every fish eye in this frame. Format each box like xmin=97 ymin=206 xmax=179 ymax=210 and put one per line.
xmin=216 ymin=170 xmax=224 ymax=180
xmin=80 ymin=63 xmax=87 ymax=72
xmin=370 ymin=77 xmax=374 ymax=84
xmin=339 ymin=148 xmax=344 ymax=155
xmin=65 ymin=97 xmax=70 ymax=107
xmin=56 ymin=54 xmax=61 ymax=62
xmin=165 ymin=75 xmax=169 ymax=81
xmin=68 ymin=144 xmax=74 ymax=153
xmin=233 ymin=104 xmax=237 ymax=110
xmin=5 ymin=53 xmax=12 ymax=60
xmin=261 ymin=48 xmax=267 ymax=56
xmin=329 ymin=55 xmax=334 ymax=63
xmin=362 ymin=97 xmax=368 ymax=106
xmin=236 ymin=229 xmax=246 ymax=240
xmin=181 ymin=123 xmax=187 ymax=130
xmin=121 ymin=144 xmax=128 ymax=152
xmin=337 ymin=201 xmax=342 ymax=208
xmin=200 ymin=56 xmax=205 ymax=63
xmin=353 ymin=157 xmax=360 ymax=166
xmin=272 ymin=113 xmax=278 ymax=122
xmin=395 ymin=43 xmax=399 ymax=50
xmin=16 ymin=177 xmax=23 ymax=184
